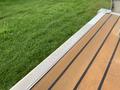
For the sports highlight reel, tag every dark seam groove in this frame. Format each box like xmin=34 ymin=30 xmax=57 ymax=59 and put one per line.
xmin=98 ymin=34 xmax=120 ymax=90
xmin=30 ymin=14 xmax=110 ymax=89
xmin=73 ymin=17 xmax=120 ymax=90
xmin=31 ymin=14 xmax=111 ymax=89
xmin=48 ymin=15 xmax=112 ymax=90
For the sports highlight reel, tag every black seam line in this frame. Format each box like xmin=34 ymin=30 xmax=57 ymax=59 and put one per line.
xmin=30 ymin=14 xmax=111 ymax=89
xmin=73 ymin=17 xmax=120 ymax=90
xmin=48 ymin=15 xmax=112 ymax=90
xmin=98 ymin=36 xmax=120 ymax=90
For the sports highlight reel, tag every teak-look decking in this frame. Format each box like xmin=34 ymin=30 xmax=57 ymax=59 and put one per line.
xmin=32 ymin=14 xmax=120 ymax=90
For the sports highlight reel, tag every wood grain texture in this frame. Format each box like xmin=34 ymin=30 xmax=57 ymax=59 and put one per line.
xmin=32 ymin=14 xmax=111 ymax=90
xmin=32 ymin=14 xmax=120 ymax=90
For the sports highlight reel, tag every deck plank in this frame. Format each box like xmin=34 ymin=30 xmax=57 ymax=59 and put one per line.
xmin=32 ymin=14 xmax=120 ymax=90
xmin=102 ymin=36 xmax=120 ymax=90
xmin=76 ymin=17 xmax=120 ymax=90
xmin=32 ymin=14 xmax=111 ymax=90
xmin=49 ymin=15 xmax=119 ymax=90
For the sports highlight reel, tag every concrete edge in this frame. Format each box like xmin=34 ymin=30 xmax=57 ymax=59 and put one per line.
xmin=10 ymin=9 xmax=109 ymax=90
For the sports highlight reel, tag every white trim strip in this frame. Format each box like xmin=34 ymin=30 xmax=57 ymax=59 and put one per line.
xmin=98 ymin=8 xmax=120 ymax=16
xmin=97 ymin=8 xmax=111 ymax=14
xmin=111 ymin=12 xmax=120 ymax=16
xmin=10 ymin=9 xmax=109 ymax=90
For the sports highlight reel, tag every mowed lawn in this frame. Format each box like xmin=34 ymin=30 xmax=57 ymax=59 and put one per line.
xmin=0 ymin=0 xmax=110 ymax=90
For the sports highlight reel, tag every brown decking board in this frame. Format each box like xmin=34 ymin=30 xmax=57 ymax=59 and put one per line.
xmin=102 ymin=40 xmax=120 ymax=90
xmin=76 ymin=16 xmax=120 ymax=90
xmin=32 ymin=14 xmax=120 ymax=90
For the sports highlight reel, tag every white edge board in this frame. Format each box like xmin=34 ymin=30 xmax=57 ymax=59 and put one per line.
xmin=111 ymin=12 xmax=120 ymax=16
xmin=10 ymin=9 xmax=111 ymax=90
xmin=98 ymin=8 xmax=120 ymax=16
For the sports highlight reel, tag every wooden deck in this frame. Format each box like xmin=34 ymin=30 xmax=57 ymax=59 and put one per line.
xmin=31 ymin=13 xmax=120 ymax=90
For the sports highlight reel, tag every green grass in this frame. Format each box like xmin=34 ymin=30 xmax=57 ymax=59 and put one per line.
xmin=0 ymin=0 xmax=110 ymax=89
